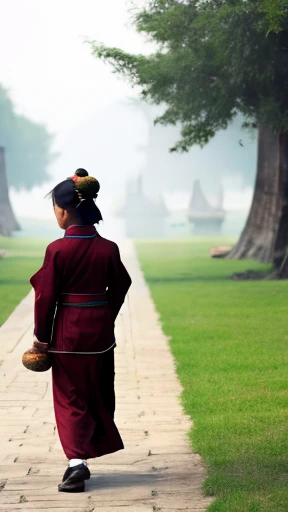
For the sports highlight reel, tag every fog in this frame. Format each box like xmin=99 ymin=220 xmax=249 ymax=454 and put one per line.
xmin=0 ymin=0 xmax=256 ymax=239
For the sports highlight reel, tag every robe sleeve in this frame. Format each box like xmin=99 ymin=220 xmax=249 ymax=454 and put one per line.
xmin=107 ymin=244 xmax=132 ymax=321
xmin=30 ymin=245 xmax=60 ymax=344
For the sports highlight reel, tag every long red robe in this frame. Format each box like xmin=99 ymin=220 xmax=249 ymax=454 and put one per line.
xmin=30 ymin=225 xmax=131 ymax=459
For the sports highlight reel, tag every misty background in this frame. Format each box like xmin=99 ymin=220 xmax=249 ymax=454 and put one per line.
xmin=0 ymin=0 xmax=257 ymax=240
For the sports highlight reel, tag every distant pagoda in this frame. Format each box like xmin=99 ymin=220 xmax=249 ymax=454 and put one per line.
xmin=116 ymin=175 xmax=169 ymax=238
xmin=188 ymin=180 xmax=225 ymax=235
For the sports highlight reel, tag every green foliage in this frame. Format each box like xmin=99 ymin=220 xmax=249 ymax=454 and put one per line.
xmin=136 ymin=238 xmax=288 ymax=511
xmin=90 ymin=0 xmax=288 ymax=151
xmin=260 ymin=0 xmax=288 ymax=33
xmin=0 ymin=85 xmax=56 ymax=190
xmin=0 ymin=237 xmax=46 ymax=326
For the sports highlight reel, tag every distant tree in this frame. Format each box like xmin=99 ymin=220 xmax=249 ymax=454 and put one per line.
xmin=0 ymin=85 xmax=56 ymax=235
xmin=0 ymin=147 xmax=19 ymax=236
xmin=90 ymin=0 xmax=288 ymax=272
xmin=0 ymin=85 xmax=56 ymax=190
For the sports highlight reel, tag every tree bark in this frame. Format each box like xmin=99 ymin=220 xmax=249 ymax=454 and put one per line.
xmin=228 ymin=124 xmax=288 ymax=265
xmin=272 ymin=132 xmax=288 ymax=272
xmin=0 ymin=147 xmax=20 ymax=236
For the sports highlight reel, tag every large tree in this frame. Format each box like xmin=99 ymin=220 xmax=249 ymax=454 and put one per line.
xmin=90 ymin=0 xmax=288 ymax=270
xmin=0 ymin=85 xmax=56 ymax=235
xmin=0 ymin=147 xmax=19 ymax=236
xmin=0 ymin=85 xmax=56 ymax=191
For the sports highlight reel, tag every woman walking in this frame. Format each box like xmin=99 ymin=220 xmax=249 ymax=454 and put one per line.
xmin=29 ymin=169 xmax=131 ymax=492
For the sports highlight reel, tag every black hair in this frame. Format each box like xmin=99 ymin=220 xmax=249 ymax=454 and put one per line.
xmin=51 ymin=179 xmax=79 ymax=209
xmin=49 ymin=169 xmax=103 ymax=225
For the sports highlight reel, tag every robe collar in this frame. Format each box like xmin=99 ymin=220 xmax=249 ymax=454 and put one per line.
xmin=64 ymin=224 xmax=98 ymax=239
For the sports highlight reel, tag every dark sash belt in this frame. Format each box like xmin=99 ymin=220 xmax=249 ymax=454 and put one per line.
xmin=60 ymin=293 xmax=108 ymax=307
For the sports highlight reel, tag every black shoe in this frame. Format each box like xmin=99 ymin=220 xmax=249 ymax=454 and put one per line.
xmin=58 ymin=480 xmax=85 ymax=493
xmin=58 ymin=464 xmax=90 ymax=493
xmin=61 ymin=463 xmax=90 ymax=482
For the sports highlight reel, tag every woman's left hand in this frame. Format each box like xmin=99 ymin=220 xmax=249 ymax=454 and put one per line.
xmin=27 ymin=340 xmax=49 ymax=354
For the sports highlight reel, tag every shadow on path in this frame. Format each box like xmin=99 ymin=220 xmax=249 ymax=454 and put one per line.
xmin=86 ymin=471 xmax=164 ymax=491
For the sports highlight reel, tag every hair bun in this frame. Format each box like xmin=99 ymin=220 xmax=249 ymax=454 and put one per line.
xmin=75 ymin=168 xmax=89 ymax=178
xmin=76 ymin=176 xmax=100 ymax=199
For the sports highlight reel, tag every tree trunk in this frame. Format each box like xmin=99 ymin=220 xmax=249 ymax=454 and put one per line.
xmin=272 ymin=132 xmax=288 ymax=272
xmin=0 ymin=147 xmax=20 ymax=236
xmin=228 ymin=124 xmax=288 ymax=265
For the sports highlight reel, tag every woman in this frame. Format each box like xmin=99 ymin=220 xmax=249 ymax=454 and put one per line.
xmin=30 ymin=169 xmax=131 ymax=492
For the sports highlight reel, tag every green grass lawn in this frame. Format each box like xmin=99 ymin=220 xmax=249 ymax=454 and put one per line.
xmin=136 ymin=238 xmax=288 ymax=512
xmin=0 ymin=237 xmax=47 ymax=326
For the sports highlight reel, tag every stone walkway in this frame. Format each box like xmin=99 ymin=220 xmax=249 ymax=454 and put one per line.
xmin=0 ymin=240 xmax=212 ymax=512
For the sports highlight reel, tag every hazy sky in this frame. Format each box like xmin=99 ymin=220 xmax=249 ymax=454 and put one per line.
xmin=0 ymin=0 xmax=254 ymax=227
xmin=0 ymin=0 xmax=150 ymax=124
xmin=0 ymin=0 xmax=153 ymax=220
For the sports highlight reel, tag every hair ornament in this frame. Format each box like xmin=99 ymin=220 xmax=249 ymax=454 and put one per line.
xmin=71 ymin=175 xmax=81 ymax=184
xmin=69 ymin=170 xmax=100 ymax=200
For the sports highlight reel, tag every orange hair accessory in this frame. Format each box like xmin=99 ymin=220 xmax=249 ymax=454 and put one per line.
xmin=68 ymin=170 xmax=100 ymax=200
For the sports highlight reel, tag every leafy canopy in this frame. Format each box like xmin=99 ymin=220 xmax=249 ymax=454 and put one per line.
xmin=0 ymin=85 xmax=56 ymax=190
xmin=89 ymin=0 xmax=288 ymax=151
xmin=261 ymin=0 xmax=288 ymax=33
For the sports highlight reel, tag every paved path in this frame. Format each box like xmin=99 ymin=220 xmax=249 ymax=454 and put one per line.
xmin=0 ymin=240 xmax=212 ymax=512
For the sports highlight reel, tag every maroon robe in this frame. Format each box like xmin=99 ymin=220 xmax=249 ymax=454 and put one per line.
xmin=30 ymin=225 xmax=131 ymax=459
